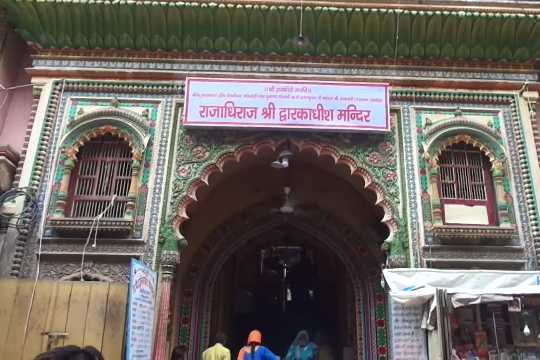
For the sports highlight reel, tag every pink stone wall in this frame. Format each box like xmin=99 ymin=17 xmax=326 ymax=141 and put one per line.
xmin=0 ymin=30 xmax=32 ymax=153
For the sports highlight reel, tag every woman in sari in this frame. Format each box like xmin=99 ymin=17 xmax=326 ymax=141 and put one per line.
xmin=237 ymin=330 xmax=279 ymax=360
xmin=285 ymin=330 xmax=317 ymax=360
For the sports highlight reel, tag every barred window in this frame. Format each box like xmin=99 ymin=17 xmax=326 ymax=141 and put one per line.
xmin=439 ymin=144 xmax=487 ymax=200
xmin=67 ymin=134 xmax=132 ymax=219
xmin=437 ymin=142 xmax=497 ymax=225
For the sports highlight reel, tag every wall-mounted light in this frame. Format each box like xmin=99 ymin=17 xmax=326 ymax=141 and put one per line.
xmin=271 ymin=149 xmax=293 ymax=169
xmin=523 ymin=323 xmax=531 ymax=337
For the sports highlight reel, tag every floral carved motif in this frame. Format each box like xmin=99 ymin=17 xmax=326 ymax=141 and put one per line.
xmin=164 ymin=123 xmax=408 ymax=264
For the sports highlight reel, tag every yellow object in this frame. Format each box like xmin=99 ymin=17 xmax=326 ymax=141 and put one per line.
xmin=202 ymin=343 xmax=232 ymax=360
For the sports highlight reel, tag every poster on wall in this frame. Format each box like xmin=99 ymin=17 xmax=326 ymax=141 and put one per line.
xmin=388 ymin=297 xmax=429 ymax=360
xmin=125 ymin=259 xmax=157 ymax=360
xmin=183 ymin=77 xmax=390 ymax=132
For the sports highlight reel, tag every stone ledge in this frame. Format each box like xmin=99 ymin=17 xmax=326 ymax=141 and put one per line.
xmin=47 ymin=218 xmax=133 ymax=234
xmin=424 ymin=258 xmax=527 ymax=271
xmin=421 ymin=244 xmax=527 ymax=269
xmin=431 ymin=225 xmax=517 ymax=245
xmin=422 ymin=244 xmax=525 ymax=259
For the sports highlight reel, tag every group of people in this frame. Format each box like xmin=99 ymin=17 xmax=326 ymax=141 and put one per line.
xmin=32 ymin=329 xmax=326 ymax=360
xmin=199 ymin=330 xmax=331 ymax=360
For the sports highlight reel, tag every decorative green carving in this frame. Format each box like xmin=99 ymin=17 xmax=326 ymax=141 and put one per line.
xmin=47 ymin=99 xmax=159 ymax=237
xmin=166 ymin=121 xmax=407 ymax=265
xmin=415 ymin=108 xmax=516 ymax=228
xmin=4 ymin=0 xmax=540 ymax=62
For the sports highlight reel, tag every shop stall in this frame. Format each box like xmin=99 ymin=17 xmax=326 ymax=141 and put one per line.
xmin=383 ymin=269 xmax=540 ymax=360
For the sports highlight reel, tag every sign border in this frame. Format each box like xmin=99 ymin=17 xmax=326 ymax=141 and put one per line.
xmin=125 ymin=258 xmax=157 ymax=360
xmin=183 ymin=77 xmax=390 ymax=133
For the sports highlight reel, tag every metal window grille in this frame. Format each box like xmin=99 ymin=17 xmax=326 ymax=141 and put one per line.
xmin=68 ymin=134 xmax=132 ymax=218
xmin=439 ymin=143 xmax=488 ymax=201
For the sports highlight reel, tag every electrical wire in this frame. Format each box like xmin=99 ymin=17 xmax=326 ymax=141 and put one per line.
xmin=299 ymin=0 xmax=304 ymax=39
xmin=394 ymin=9 xmax=401 ymax=65
xmin=0 ymin=187 xmax=37 ymax=232
xmin=79 ymin=194 xmax=117 ymax=281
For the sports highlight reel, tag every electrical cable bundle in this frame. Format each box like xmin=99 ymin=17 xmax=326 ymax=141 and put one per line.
xmin=0 ymin=187 xmax=38 ymax=232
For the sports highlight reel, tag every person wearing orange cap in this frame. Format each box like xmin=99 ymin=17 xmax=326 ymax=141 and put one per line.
xmin=237 ymin=330 xmax=279 ymax=360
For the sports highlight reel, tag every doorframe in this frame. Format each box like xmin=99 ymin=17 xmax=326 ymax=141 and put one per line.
xmin=179 ymin=210 xmax=387 ymax=360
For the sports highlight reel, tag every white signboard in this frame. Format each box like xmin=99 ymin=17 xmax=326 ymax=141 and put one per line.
xmin=125 ymin=259 xmax=157 ymax=360
xmin=389 ymin=298 xmax=428 ymax=360
xmin=183 ymin=78 xmax=390 ymax=132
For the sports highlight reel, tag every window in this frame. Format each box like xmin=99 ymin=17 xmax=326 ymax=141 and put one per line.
xmin=66 ymin=134 xmax=132 ymax=219
xmin=438 ymin=143 xmax=497 ymax=225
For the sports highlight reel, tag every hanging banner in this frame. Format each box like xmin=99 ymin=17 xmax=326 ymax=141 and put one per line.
xmin=125 ymin=259 xmax=157 ymax=360
xmin=183 ymin=77 xmax=390 ymax=132
xmin=388 ymin=297 xmax=429 ymax=360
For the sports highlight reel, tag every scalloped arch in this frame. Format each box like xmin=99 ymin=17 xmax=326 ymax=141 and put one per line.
xmin=425 ymin=121 xmax=506 ymax=166
xmin=62 ymin=125 xmax=142 ymax=161
xmin=60 ymin=107 xmax=150 ymax=157
xmin=172 ymin=139 xmax=399 ymax=246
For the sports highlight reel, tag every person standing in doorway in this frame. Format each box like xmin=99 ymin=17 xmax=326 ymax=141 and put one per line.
xmin=285 ymin=330 xmax=317 ymax=360
xmin=202 ymin=333 xmax=231 ymax=360
xmin=237 ymin=330 xmax=279 ymax=360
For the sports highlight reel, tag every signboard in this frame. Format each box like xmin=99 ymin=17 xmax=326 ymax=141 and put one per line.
xmin=183 ymin=78 xmax=390 ymax=132
xmin=125 ymin=259 xmax=157 ymax=360
xmin=388 ymin=298 xmax=428 ymax=360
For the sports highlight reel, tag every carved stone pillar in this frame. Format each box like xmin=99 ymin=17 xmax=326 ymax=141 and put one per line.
xmin=52 ymin=157 xmax=76 ymax=218
xmin=125 ymin=152 xmax=142 ymax=220
xmin=492 ymin=160 xmax=511 ymax=227
xmin=428 ymin=162 xmax=443 ymax=226
xmin=154 ymin=250 xmax=179 ymax=360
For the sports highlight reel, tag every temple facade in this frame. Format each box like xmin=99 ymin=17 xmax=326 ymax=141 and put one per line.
xmin=1 ymin=0 xmax=540 ymax=359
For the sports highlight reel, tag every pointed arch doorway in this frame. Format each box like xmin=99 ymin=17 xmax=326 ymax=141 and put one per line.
xmin=174 ymin=142 xmax=393 ymax=360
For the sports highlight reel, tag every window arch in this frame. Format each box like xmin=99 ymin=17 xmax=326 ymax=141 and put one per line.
xmin=66 ymin=133 xmax=133 ymax=219
xmin=437 ymin=142 xmax=497 ymax=226
xmin=48 ymin=107 xmax=150 ymax=234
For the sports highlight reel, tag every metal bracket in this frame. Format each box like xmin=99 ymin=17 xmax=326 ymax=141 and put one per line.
xmin=41 ymin=331 xmax=69 ymax=351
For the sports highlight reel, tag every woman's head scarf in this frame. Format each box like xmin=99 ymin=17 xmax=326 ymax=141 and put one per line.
xmin=293 ymin=330 xmax=310 ymax=346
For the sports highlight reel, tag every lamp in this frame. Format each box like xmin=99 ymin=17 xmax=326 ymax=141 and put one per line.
xmin=271 ymin=149 xmax=293 ymax=169
xmin=523 ymin=323 xmax=531 ymax=336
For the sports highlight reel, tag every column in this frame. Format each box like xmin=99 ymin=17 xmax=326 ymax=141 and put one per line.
xmin=125 ymin=152 xmax=142 ymax=220
xmin=153 ymin=249 xmax=179 ymax=360
xmin=52 ymin=157 xmax=76 ymax=218
xmin=492 ymin=160 xmax=511 ymax=227
xmin=427 ymin=157 xmax=443 ymax=226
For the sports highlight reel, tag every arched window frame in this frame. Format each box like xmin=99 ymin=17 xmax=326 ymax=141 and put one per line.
xmin=424 ymin=128 xmax=513 ymax=230
xmin=48 ymin=108 xmax=150 ymax=232
xmin=65 ymin=133 xmax=135 ymax=219
xmin=436 ymin=142 xmax=498 ymax=226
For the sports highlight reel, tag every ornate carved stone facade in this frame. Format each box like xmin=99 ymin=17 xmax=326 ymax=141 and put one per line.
xmin=2 ymin=1 xmax=540 ymax=359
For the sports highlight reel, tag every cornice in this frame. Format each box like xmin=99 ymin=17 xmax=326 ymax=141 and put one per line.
xmin=28 ymin=57 xmax=537 ymax=91
xmin=47 ymin=218 xmax=134 ymax=233
xmin=432 ymin=225 xmax=517 ymax=245
xmin=193 ymin=1 xmax=540 ymax=14
xmin=6 ymin=0 xmax=540 ymax=62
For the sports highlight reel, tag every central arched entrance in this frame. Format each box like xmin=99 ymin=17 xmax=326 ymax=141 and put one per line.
xmin=174 ymin=142 xmax=391 ymax=360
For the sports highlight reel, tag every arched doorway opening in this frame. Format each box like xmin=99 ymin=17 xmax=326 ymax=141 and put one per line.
xmin=175 ymin=144 xmax=391 ymax=360
xmin=218 ymin=223 xmax=352 ymax=355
